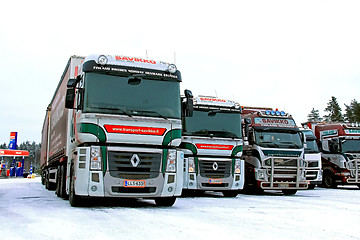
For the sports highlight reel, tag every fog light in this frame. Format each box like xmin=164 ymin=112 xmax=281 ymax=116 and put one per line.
xmin=168 ymin=186 xmax=173 ymax=192
xmin=189 ymin=182 xmax=193 ymax=186
xmin=91 ymin=185 xmax=97 ymax=192
xmin=98 ymin=55 xmax=108 ymax=65
xmin=235 ymin=183 xmax=239 ymax=187
xmin=168 ymin=64 xmax=177 ymax=73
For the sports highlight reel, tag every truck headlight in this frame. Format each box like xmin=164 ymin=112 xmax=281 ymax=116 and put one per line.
xmin=188 ymin=157 xmax=195 ymax=173
xmin=90 ymin=146 xmax=102 ymax=170
xmin=166 ymin=150 xmax=176 ymax=172
xmin=234 ymin=159 xmax=241 ymax=174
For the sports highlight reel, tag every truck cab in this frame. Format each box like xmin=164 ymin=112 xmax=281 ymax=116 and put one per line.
xmin=181 ymin=93 xmax=245 ymax=197
xmin=241 ymin=107 xmax=308 ymax=195
xmin=41 ymin=54 xmax=184 ymax=206
xmin=301 ymin=128 xmax=322 ymax=189
xmin=313 ymin=123 xmax=360 ymax=188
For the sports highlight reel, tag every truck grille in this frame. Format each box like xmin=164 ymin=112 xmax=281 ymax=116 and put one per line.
xmin=108 ymin=151 xmax=161 ymax=179
xmin=347 ymin=159 xmax=360 ymax=183
xmin=199 ymin=160 xmax=231 ymax=178
xmin=262 ymin=157 xmax=308 ymax=189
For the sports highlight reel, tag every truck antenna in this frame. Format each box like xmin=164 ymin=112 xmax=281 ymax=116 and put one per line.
xmin=174 ymin=52 xmax=176 ymax=64
xmin=215 ymin=90 xmax=218 ymax=98
xmin=145 ymin=50 xmax=148 ymax=59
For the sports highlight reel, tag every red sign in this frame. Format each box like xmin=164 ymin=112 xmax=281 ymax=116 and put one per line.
xmin=196 ymin=144 xmax=233 ymax=150
xmin=104 ymin=125 xmax=166 ymax=136
xmin=0 ymin=149 xmax=29 ymax=156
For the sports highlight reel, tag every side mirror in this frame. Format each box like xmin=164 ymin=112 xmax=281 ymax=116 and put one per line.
xmin=183 ymin=89 xmax=193 ymax=117
xmin=329 ymin=139 xmax=340 ymax=153
xmin=65 ymin=88 xmax=76 ymax=109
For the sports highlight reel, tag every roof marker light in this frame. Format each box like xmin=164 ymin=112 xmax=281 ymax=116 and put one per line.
xmin=265 ymin=110 xmax=271 ymax=115
xmin=276 ymin=111 xmax=280 ymax=116
xmin=271 ymin=110 xmax=275 ymax=116
xmin=168 ymin=64 xmax=177 ymax=73
xmin=280 ymin=111 xmax=286 ymax=116
xmin=98 ymin=55 xmax=108 ymax=65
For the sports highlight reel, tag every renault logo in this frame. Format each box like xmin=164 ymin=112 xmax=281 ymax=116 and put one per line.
xmin=212 ymin=162 xmax=219 ymax=171
xmin=130 ymin=154 xmax=141 ymax=167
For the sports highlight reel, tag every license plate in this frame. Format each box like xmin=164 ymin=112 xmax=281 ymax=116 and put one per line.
xmin=124 ymin=180 xmax=145 ymax=188
xmin=208 ymin=178 xmax=222 ymax=184
xmin=279 ymin=183 xmax=289 ymax=188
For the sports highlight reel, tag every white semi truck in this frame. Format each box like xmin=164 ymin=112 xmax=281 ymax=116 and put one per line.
xmin=40 ymin=54 xmax=184 ymax=206
xmin=301 ymin=128 xmax=322 ymax=189
xmin=181 ymin=93 xmax=245 ymax=197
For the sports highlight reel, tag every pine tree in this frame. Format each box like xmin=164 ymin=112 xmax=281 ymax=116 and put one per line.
xmin=344 ymin=99 xmax=360 ymax=122
xmin=307 ymin=108 xmax=322 ymax=122
xmin=323 ymin=96 xmax=343 ymax=122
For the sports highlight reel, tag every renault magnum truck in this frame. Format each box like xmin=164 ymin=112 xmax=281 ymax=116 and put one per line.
xmin=40 ymin=54 xmax=184 ymax=206
xmin=301 ymin=128 xmax=322 ymax=189
xmin=241 ymin=107 xmax=308 ymax=195
xmin=311 ymin=122 xmax=360 ymax=188
xmin=181 ymin=93 xmax=245 ymax=197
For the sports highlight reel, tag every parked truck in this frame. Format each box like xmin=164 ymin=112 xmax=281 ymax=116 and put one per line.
xmin=181 ymin=93 xmax=245 ymax=197
xmin=241 ymin=107 xmax=308 ymax=195
xmin=301 ymin=128 xmax=322 ymax=189
xmin=40 ymin=54 xmax=184 ymax=206
xmin=308 ymin=122 xmax=360 ymax=188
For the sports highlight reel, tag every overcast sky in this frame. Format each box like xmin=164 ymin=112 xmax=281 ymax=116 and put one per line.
xmin=0 ymin=0 xmax=359 ymax=145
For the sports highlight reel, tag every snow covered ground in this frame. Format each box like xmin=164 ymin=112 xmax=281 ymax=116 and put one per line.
xmin=1 ymin=177 xmax=359 ymax=240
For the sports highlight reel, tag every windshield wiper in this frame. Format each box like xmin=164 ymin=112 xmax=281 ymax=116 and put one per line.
xmin=93 ymin=105 xmax=133 ymax=117
xmin=280 ymin=141 xmax=300 ymax=149
xmin=259 ymin=141 xmax=279 ymax=148
xmin=130 ymin=110 xmax=168 ymax=120
xmin=193 ymin=129 xmax=211 ymax=137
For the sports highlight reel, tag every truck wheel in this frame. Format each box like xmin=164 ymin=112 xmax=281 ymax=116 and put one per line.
xmin=154 ymin=197 xmax=176 ymax=207
xmin=222 ymin=191 xmax=238 ymax=197
xmin=307 ymin=184 xmax=316 ymax=189
xmin=41 ymin=171 xmax=46 ymax=185
xmin=282 ymin=189 xmax=297 ymax=195
xmin=69 ymin=167 xmax=81 ymax=207
xmin=323 ymin=170 xmax=337 ymax=188
xmin=56 ymin=165 xmax=67 ymax=199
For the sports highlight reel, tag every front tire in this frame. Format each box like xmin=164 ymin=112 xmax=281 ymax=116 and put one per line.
xmin=322 ymin=169 xmax=337 ymax=188
xmin=69 ymin=166 xmax=81 ymax=207
xmin=222 ymin=191 xmax=238 ymax=197
xmin=154 ymin=197 xmax=176 ymax=207
xmin=282 ymin=189 xmax=297 ymax=195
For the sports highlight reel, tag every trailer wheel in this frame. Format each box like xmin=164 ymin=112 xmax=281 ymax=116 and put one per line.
xmin=222 ymin=191 xmax=238 ymax=197
xmin=154 ymin=197 xmax=176 ymax=207
xmin=282 ymin=189 xmax=297 ymax=195
xmin=322 ymin=170 xmax=337 ymax=188
xmin=69 ymin=166 xmax=81 ymax=207
xmin=41 ymin=171 xmax=46 ymax=185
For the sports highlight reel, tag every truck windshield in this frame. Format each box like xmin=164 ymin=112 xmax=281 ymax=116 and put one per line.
xmin=254 ymin=130 xmax=303 ymax=149
xmin=83 ymin=72 xmax=181 ymax=119
xmin=341 ymin=139 xmax=360 ymax=153
xmin=183 ymin=110 xmax=241 ymax=138
xmin=305 ymin=139 xmax=320 ymax=153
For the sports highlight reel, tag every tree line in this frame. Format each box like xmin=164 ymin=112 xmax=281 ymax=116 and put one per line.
xmin=307 ymin=96 xmax=360 ymax=122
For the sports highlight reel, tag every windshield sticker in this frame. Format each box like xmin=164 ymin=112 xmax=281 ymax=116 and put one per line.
xmin=196 ymin=144 xmax=233 ymax=150
xmin=254 ymin=118 xmax=296 ymax=128
xmin=344 ymin=129 xmax=360 ymax=135
xmin=320 ymin=129 xmax=338 ymax=138
xmin=104 ymin=125 xmax=166 ymax=136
